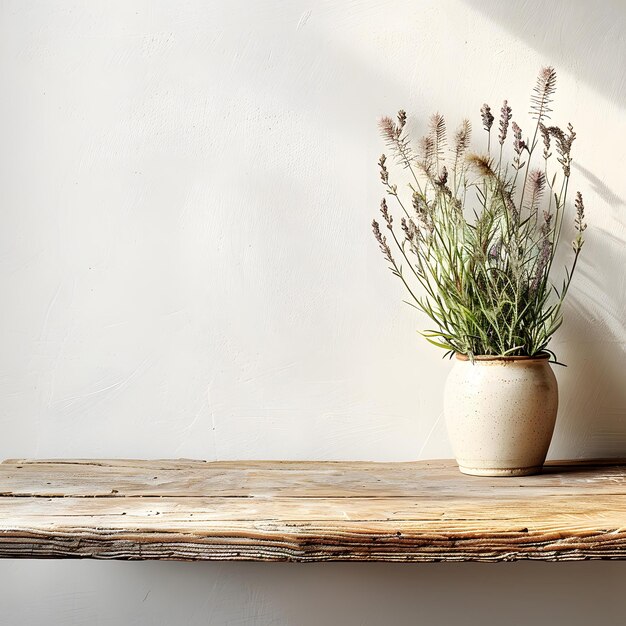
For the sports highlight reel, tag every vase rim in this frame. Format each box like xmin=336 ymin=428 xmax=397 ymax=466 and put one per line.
xmin=455 ymin=351 xmax=551 ymax=362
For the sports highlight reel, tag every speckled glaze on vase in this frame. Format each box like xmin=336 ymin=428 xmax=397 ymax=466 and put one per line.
xmin=443 ymin=353 xmax=558 ymax=477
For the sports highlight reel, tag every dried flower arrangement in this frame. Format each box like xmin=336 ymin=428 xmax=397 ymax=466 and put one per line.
xmin=372 ymin=67 xmax=586 ymax=362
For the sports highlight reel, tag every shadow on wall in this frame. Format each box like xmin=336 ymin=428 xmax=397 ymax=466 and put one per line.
xmin=552 ymin=225 xmax=626 ymax=459
xmin=549 ymin=151 xmax=626 ymax=460
xmin=460 ymin=0 xmax=626 ymax=460
xmin=461 ymin=0 xmax=626 ymax=109
xmin=547 ymin=150 xmax=626 ymax=459
xmin=550 ymin=154 xmax=626 ymax=458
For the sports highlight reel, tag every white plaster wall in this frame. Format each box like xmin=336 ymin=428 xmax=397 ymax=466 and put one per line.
xmin=1 ymin=1 xmax=625 ymax=624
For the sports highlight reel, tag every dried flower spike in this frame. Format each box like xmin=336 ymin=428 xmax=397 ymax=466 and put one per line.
xmin=429 ymin=112 xmax=447 ymax=167
xmin=480 ymin=104 xmax=494 ymax=132
xmin=511 ymin=121 xmax=526 ymax=170
xmin=539 ymin=123 xmax=551 ymax=159
xmin=372 ymin=219 xmax=393 ymax=261
xmin=498 ymin=100 xmax=512 ymax=146
xmin=466 ymin=153 xmax=496 ymax=178
xmin=525 ymin=169 xmax=545 ymax=213
xmin=401 ymin=216 xmax=412 ymax=240
xmin=378 ymin=154 xmax=389 ymax=184
xmin=380 ymin=197 xmax=392 ymax=228
xmin=453 ymin=119 xmax=471 ymax=167
xmin=379 ymin=112 xmax=416 ymax=171
xmin=379 ymin=116 xmax=397 ymax=143
xmin=418 ymin=134 xmax=435 ymax=175
xmin=531 ymin=66 xmax=557 ymax=120
xmin=412 ymin=192 xmax=429 ymax=222
xmin=401 ymin=216 xmax=421 ymax=249
xmin=573 ymin=191 xmax=586 ymax=252
xmin=547 ymin=124 xmax=576 ymax=177
xmin=397 ymin=110 xmax=407 ymax=132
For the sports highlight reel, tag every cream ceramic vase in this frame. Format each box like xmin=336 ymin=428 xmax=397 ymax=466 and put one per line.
xmin=443 ymin=353 xmax=558 ymax=477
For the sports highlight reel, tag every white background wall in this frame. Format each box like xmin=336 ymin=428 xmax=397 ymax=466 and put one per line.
xmin=1 ymin=1 xmax=625 ymax=624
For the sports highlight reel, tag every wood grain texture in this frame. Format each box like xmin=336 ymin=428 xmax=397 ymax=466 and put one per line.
xmin=1 ymin=458 xmax=626 ymax=562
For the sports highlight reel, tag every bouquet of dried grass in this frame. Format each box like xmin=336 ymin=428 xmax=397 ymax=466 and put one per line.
xmin=372 ymin=67 xmax=586 ymax=362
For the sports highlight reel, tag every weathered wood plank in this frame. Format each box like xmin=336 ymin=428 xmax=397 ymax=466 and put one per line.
xmin=2 ymin=459 xmax=625 ymax=498
xmin=1 ymin=459 xmax=626 ymax=562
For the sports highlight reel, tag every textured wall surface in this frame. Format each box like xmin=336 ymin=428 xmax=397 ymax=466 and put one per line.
xmin=1 ymin=1 xmax=625 ymax=624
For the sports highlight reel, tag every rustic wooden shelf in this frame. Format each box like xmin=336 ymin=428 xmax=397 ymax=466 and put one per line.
xmin=1 ymin=458 xmax=625 ymax=562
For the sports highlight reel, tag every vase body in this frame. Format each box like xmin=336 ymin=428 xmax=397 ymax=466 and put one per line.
xmin=443 ymin=353 xmax=558 ymax=477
